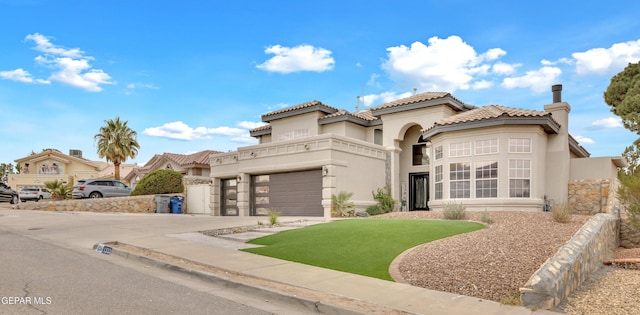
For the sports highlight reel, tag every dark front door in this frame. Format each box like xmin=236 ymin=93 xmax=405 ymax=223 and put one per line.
xmin=409 ymin=172 xmax=429 ymax=210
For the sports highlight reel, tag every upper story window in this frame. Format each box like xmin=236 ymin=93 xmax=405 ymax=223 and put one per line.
xmin=449 ymin=142 xmax=471 ymax=157
xmin=475 ymin=139 xmax=498 ymax=155
xmin=374 ymin=129 xmax=383 ymax=145
xmin=434 ymin=146 xmax=443 ymax=160
xmin=509 ymin=138 xmax=531 ymax=153
xmin=412 ymin=144 xmax=429 ymax=166
xmin=278 ymin=128 xmax=309 ymax=141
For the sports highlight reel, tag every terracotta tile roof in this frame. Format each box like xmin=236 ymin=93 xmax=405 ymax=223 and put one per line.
xmin=140 ymin=150 xmax=220 ymax=171
xmin=353 ymin=110 xmax=378 ymax=121
xmin=434 ymin=105 xmax=550 ymax=126
xmin=262 ymin=100 xmax=339 ymax=118
xmin=249 ymin=124 xmax=272 ymax=133
xmin=370 ymin=92 xmax=459 ymax=111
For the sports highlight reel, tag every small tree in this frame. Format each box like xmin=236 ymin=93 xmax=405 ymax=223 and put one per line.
xmin=332 ymin=191 xmax=354 ymax=217
xmin=44 ymin=180 xmax=71 ymax=200
xmin=130 ymin=169 xmax=183 ymax=196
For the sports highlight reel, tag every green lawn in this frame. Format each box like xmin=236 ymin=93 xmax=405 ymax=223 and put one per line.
xmin=241 ymin=219 xmax=484 ymax=281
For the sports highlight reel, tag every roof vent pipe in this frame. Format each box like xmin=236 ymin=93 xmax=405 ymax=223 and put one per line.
xmin=552 ymin=84 xmax=562 ymax=103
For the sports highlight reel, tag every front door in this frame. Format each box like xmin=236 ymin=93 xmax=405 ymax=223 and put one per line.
xmin=409 ymin=172 xmax=429 ymax=210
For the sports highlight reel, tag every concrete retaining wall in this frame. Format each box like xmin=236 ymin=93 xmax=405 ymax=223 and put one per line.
xmin=520 ymin=213 xmax=619 ymax=310
xmin=14 ymin=195 xmax=183 ymax=213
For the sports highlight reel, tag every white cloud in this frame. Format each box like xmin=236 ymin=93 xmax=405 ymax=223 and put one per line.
xmin=492 ymin=62 xmax=519 ymax=75
xmin=592 ymin=117 xmax=623 ymax=129
xmin=144 ymin=121 xmax=264 ymax=141
xmin=0 ymin=33 xmax=114 ymax=92
xmin=381 ymin=35 xmax=511 ymax=92
xmin=124 ymin=82 xmax=159 ymax=95
xmin=471 ymin=80 xmax=493 ymax=89
xmin=256 ymin=44 xmax=335 ymax=73
xmin=237 ymin=121 xmax=266 ymax=129
xmin=0 ymin=68 xmax=49 ymax=84
xmin=572 ymin=39 xmax=640 ymax=75
xmin=362 ymin=91 xmax=413 ymax=107
xmin=501 ymin=66 xmax=562 ymax=93
xmin=575 ymin=135 xmax=595 ymax=145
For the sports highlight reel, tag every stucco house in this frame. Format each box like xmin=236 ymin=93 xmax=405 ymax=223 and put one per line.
xmin=124 ymin=150 xmax=220 ymax=188
xmin=9 ymin=149 xmax=135 ymax=190
xmin=210 ymin=84 xmax=623 ymax=218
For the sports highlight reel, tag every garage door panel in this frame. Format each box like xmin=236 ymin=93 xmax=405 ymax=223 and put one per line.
xmin=255 ymin=169 xmax=322 ymax=216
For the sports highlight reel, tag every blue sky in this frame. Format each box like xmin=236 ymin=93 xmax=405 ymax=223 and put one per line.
xmin=1 ymin=0 xmax=639 ymax=166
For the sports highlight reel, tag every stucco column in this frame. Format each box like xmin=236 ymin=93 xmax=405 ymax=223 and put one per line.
xmin=387 ymin=145 xmax=402 ymax=211
xmin=210 ymin=178 xmax=221 ymax=216
xmin=237 ymin=173 xmax=250 ymax=216
xmin=321 ymin=165 xmax=336 ymax=218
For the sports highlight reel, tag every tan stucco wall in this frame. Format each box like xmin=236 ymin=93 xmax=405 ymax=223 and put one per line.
xmin=320 ymin=121 xmax=367 ymax=141
xmin=9 ymin=154 xmax=101 ymax=190
xmin=269 ymin=112 xmax=324 ymax=141
xmin=210 ymin=134 xmax=386 ymax=217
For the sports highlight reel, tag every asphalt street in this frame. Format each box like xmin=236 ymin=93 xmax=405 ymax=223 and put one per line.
xmin=0 ymin=228 xmax=302 ymax=315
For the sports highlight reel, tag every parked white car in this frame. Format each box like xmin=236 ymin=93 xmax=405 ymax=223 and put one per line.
xmin=19 ymin=187 xmax=52 ymax=202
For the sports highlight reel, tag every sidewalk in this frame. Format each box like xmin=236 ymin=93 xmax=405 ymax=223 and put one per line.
xmin=0 ymin=208 xmax=560 ymax=315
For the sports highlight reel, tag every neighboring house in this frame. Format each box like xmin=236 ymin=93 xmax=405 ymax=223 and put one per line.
xmin=9 ymin=149 xmax=130 ymax=190
xmin=124 ymin=150 xmax=220 ymax=188
xmin=210 ymin=85 xmax=624 ymax=218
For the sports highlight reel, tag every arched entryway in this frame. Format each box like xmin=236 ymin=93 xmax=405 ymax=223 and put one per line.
xmin=398 ymin=124 xmax=430 ymax=211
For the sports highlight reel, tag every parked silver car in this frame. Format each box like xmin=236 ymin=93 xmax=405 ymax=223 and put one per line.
xmin=72 ymin=179 xmax=132 ymax=199
xmin=19 ymin=187 xmax=52 ymax=202
xmin=0 ymin=182 xmax=18 ymax=204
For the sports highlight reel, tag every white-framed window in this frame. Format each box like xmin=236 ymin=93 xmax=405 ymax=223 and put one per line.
xmin=278 ymin=128 xmax=310 ymax=141
xmin=434 ymin=165 xmax=443 ymax=200
xmin=449 ymin=162 xmax=470 ymax=198
xmin=509 ymin=138 xmax=531 ymax=153
xmin=475 ymin=139 xmax=498 ymax=155
xmin=434 ymin=146 xmax=443 ymax=160
xmin=449 ymin=142 xmax=471 ymax=157
xmin=509 ymin=159 xmax=531 ymax=197
xmin=475 ymin=161 xmax=498 ymax=198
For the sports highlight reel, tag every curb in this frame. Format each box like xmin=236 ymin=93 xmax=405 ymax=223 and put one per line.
xmin=94 ymin=242 xmax=413 ymax=315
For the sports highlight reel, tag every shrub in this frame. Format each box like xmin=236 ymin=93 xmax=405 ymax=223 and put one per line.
xmin=332 ymin=191 xmax=355 ymax=217
xmin=44 ymin=180 xmax=72 ymax=199
xmin=480 ymin=209 xmax=494 ymax=225
xmin=618 ymin=173 xmax=640 ymax=228
xmin=267 ymin=208 xmax=280 ymax=225
xmin=366 ymin=185 xmax=396 ymax=216
xmin=130 ymin=169 xmax=184 ymax=196
xmin=443 ymin=202 xmax=466 ymax=220
xmin=551 ymin=202 xmax=572 ymax=223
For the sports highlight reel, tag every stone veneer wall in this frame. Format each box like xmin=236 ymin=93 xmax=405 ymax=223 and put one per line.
xmin=568 ymin=179 xmax=612 ymax=215
xmin=520 ymin=213 xmax=619 ymax=310
xmin=15 ymin=195 xmax=165 ymax=213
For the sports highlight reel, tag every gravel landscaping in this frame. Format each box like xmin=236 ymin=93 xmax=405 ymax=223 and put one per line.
xmin=377 ymin=211 xmax=640 ymax=314
xmin=378 ymin=211 xmax=591 ymax=302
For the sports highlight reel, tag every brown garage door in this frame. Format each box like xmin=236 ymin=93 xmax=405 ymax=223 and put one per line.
xmin=252 ymin=169 xmax=323 ymax=217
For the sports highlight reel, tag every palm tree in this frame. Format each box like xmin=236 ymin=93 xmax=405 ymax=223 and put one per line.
xmin=94 ymin=116 xmax=140 ymax=180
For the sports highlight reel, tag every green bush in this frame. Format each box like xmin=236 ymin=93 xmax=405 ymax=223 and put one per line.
xmin=365 ymin=186 xmax=396 ymax=216
xmin=332 ymin=191 xmax=355 ymax=217
xmin=130 ymin=169 xmax=184 ymax=196
xmin=44 ymin=180 xmax=72 ymax=199
xmin=618 ymin=173 xmax=640 ymax=228
xmin=442 ymin=202 xmax=466 ymax=220
xmin=267 ymin=208 xmax=280 ymax=225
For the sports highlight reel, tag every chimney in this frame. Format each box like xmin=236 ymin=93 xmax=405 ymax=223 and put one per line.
xmin=552 ymin=84 xmax=562 ymax=103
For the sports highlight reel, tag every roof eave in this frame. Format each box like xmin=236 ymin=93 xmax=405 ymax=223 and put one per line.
xmin=262 ymin=104 xmax=338 ymax=122
xmin=422 ymin=116 xmax=560 ymax=140
xmin=370 ymin=95 xmax=469 ymax=117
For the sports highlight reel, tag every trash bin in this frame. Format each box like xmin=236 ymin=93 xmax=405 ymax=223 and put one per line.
xmin=170 ymin=196 xmax=184 ymax=214
xmin=155 ymin=195 xmax=170 ymax=213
